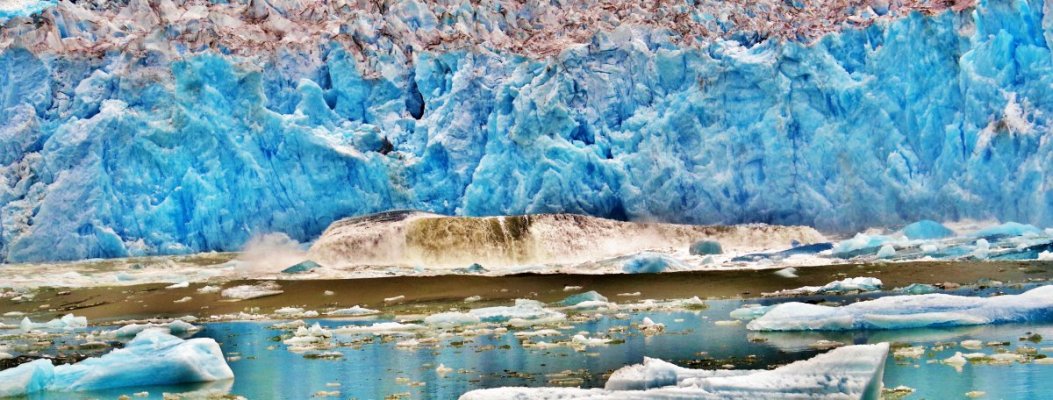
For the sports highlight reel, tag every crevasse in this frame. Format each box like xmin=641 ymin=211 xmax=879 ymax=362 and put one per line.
xmin=1 ymin=0 xmax=1052 ymax=262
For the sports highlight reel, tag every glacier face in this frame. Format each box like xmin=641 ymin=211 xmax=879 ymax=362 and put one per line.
xmin=2 ymin=0 xmax=1053 ymax=262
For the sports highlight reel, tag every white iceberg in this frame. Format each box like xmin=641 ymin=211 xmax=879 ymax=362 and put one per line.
xmin=763 ymin=277 xmax=882 ymax=297
xmin=326 ymin=306 xmax=380 ymax=316
xmin=423 ymin=299 xmax=565 ymax=327
xmin=0 ymin=329 xmax=232 ymax=397
xmin=220 ymin=283 xmax=283 ymax=300
xmin=109 ymin=320 xmax=199 ymax=338
xmin=749 ymin=285 xmax=1053 ymax=331
xmin=20 ymin=314 xmax=88 ymax=331
xmin=460 ymin=343 xmax=889 ymax=399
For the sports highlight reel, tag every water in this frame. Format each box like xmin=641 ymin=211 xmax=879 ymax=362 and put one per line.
xmin=15 ymin=287 xmax=1053 ymax=399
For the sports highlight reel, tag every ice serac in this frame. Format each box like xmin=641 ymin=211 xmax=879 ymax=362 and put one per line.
xmin=2 ymin=0 xmax=1053 ymax=262
xmin=0 ymin=329 xmax=233 ymax=396
xmin=747 ymin=285 xmax=1053 ymax=331
xmin=458 ymin=343 xmax=890 ymax=399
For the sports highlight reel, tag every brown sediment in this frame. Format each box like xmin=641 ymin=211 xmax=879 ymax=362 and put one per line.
xmin=2 ymin=260 xmax=1051 ymax=324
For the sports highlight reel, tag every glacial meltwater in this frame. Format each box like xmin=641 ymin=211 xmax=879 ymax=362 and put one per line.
xmin=10 ymin=286 xmax=1053 ymax=399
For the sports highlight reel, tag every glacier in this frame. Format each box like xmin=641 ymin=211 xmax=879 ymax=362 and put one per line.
xmin=0 ymin=329 xmax=233 ymax=397
xmin=745 ymin=284 xmax=1053 ymax=331
xmin=459 ymin=343 xmax=889 ymax=399
xmin=2 ymin=0 xmax=1053 ymax=262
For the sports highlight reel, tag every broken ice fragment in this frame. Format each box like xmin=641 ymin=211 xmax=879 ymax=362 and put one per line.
xmin=688 ymin=240 xmax=722 ymax=255
xmin=0 ymin=330 xmax=232 ymax=396
xmin=281 ymin=260 xmax=322 ymax=274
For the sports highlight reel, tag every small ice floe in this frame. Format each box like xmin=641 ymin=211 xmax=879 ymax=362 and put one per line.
xmin=384 ymin=295 xmax=406 ymax=303
xmin=558 ymin=291 xmax=615 ymax=311
xmin=571 ymin=334 xmax=611 ymax=346
xmin=325 ymin=306 xmax=379 ymax=317
xmin=423 ymin=300 xmax=565 ymax=328
xmin=20 ymin=314 xmax=87 ymax=331
xmin=0 ymin=330 xmax=232 ymax=397
xmin=332 ymin=322 xmax=425 ymax=335
xmin=809 ymin=340 xmax=844 ymax=350
xmin=620 ymin=296 xmax=707 ymax=312
xmin=165 ymin=281 xmax=189 ymax=289
xmin=220 ymin=282 xmax=283 ymax=300
xmin=274 ymin=307 xmax=319 ymax=318
xmin=729 ymin=304 xmax=773 ymax=321
xmin=513 ymin=329 xmax=563 ymax=338
xmin=714 ymin=320 xmax=741 ymax=327
xmin=108 ymin=320 xmax=199 ymax=338
xmin=197 ymin=285 xmax=221 ymax=294
xmin=763 ymin=277 xmax=882 ymax=297
xmin=459 ymin=343 xmax=889 ymax=399
xmin=961 ymin=340 xmax=984 ymax=350
xmin=773 ymin=267 xmax=798 ymax=278
xmin=283 ymin=323 xmax=332 ymax=351
xmin=563 ymin=286 xmax=583 ymax=292
xmin=638 ymin=317 xmax=665 ymax=335
xmin=436 ymin=364 xmax=453 ymax=375
xmin=173 ymin=296 xmax=192 ymax=303
xmin=616 ymin=292 xmax=641 ymax=297
xmin=896 ymin=283 xmax=938 ymax=295
xmin=748 ymin=285 xmax=1053 ymax=331
xmin=893 ymin=345 xmax=925 ymax=358
xmin=965 ymin=391 xmax=987 ymax=398
xmin=323 ymin=290 xmax=335 ymax=296
xmin=464 ymin=295 xmax=482 ymax=303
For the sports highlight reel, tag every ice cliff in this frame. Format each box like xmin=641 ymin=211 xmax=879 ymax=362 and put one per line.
xmin=2 ymin=0 xmax=1052 ymax=262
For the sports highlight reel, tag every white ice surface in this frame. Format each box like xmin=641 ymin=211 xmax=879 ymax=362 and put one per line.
xmin=748 ymin=285 xmax=1053 ymax=331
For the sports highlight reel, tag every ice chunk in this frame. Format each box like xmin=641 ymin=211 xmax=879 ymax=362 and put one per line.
xmin=0 ymin=330 xmax=231 ymax=396
xmin=460 ymin=343 xmax=889 ymax=399
xmin=281 ymin=260 xmax=322 ymax=274
xmin=773 ymin=267 xmax=797 ymax=278
xmin=622 ymin=253 xmax=686 ymax=274
xmin=220 ymin=282 xmax=283 ymax=300
xmin=896 ymin=283 xmax=937 ymax=295
xmin=559 ymin=291 xmax=608 ymax=306
xmin=832 ymin=234 xmax=890 ymax=258
xmin=20 ymin=314 xmax=87 ymax=331
xmin=729 ymin=305 xmax=774 ymax=321
xmin=332 ymin=322 xmax=425 ymax=335
xmin=326 ymin=306 xmax=380 ymax=316
xmin=109 ymin=320 xmax=199 ymax=338
xmin=973 ymin=222 xmax=1043 ymax=239
xmin=424 ymin=299 xmax=565 ymax=327
xmin=876 ymin=244 xmax=896 ymax=258
xmin=901 ymin=220 xmax=954 ymax=240
xmin=749 ymin=285 xmax=1053 ymax=331
xmin=688 ymin=240 xmax=722 ymax=255
xmin=764 ymin=277 xmax=882 ymax=296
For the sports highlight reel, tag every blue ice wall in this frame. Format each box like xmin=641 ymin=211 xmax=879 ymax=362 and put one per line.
xmin=2 ymin=0 xmax=1053 ymax=262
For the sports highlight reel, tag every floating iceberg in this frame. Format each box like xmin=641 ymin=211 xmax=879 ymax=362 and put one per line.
xmin=748 ymin=285 xmax=1053 ymax=331
xmin=763 ymin=277 xmax=882 ymax=297
xmin=559 ymin=291 xmax=608 ymax=306
xmin=622 ymin=253 xmax=688 ymax=274
xmin=0 ymin=329 xmax=232 ymax=396
xmin=108 ymin=320 xmax=199 ymax=338
xmin=459 ymin=343 xmax=889 ymax=399
xmin=20 ymin=314 xmax=87 ymax=331
xmin=425 ymin=299 xmax=566 ymax=327
xmin=220 ymin=283 xmax=284 ymax=300
xmin=326 ymin=306 xmax=380 ymax=317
